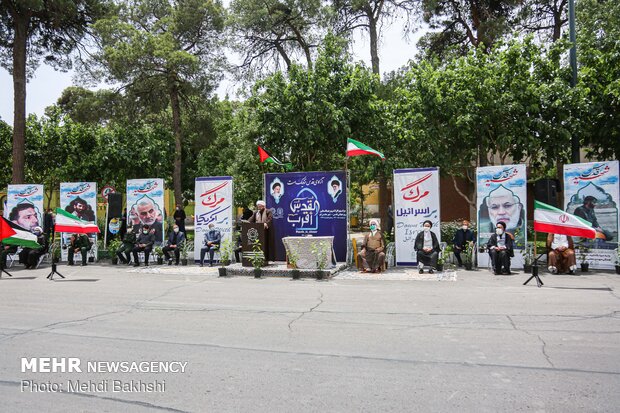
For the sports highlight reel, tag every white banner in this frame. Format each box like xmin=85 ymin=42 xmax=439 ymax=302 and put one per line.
xmin=393 ymin=168 xmax=441 ymax=266
xmin=476 ymin=165 xmax=527 ymax=268
xmin=59 ymin=182 xmax=98 ymax=262
xmin=126 ymin=179 xmax=165 ymax=244
xmin=194 ymin=177 xmax=234 ymax=262
xmin=564 ymin=161 xmax=619 ymax=269
xmin=6 ymin=184 xmax=44 ymax=234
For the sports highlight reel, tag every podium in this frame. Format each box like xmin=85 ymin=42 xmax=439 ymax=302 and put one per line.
xmin=241 ymin=222 xmax=266 ymax=267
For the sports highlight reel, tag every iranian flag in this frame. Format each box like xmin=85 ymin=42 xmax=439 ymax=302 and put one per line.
xmin=346 ymin=138 xmax=385 ymax=160
xmin=0 ymin=217 xmax=40 ymax=248
xmin=55 ymin=208 xmax=100 ymax=234
xmin=534 ymin=201 xmax=596 ymax=239
xmin=257 ymin=145 xmax=292 ymax=169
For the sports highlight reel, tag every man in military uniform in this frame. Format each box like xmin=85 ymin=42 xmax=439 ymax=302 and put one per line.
xmin=0 ymin=242 xmax=18 ymax=269
xmin=19 ymin=227 xmax=48 ymax=269
xmin=117 ymin=224 xmax=139 ymax=264
xmin=67 ymin=233 xmax=92 ymax=266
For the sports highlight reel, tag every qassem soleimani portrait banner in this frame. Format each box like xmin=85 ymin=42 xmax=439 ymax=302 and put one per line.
xmin=476 ymin=165 xmax=527 ymax=269
xmin=126 ymin=179 xmax=165 ymax=244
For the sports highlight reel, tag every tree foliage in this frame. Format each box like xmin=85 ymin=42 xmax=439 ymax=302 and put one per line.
xmin=87 ymin=0 xmax=225 ymax=204
xmin=0 ymin=0 xmax=110 ymax=183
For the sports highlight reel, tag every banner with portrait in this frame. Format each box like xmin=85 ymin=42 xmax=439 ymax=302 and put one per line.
xmin=194 ymin=177 xmax=234 ymax=262
xmin=6 ymin=184 xmax=44 ymax=234
xmin=476 ymin=165 xmax=527 ymax=268
xmin=265 ymin=171 xmax=347 ymax=262
xmin=564 ymin=161 xmax=619 ymax=269
xmin=60 ymin=182 xmax=98 ymax=262
xmin=126 ymin=179 xmax=165 ymax=244
xmin=393 ymin=168 xmax=441 ymax=266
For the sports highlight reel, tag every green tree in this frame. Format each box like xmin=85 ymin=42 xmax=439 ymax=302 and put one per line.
xmin=228 ymin=0 xmax=330 ymax=76
xmin=0 ymin=0 xmax=109 ymax=184
xmin=0 ymin=120 xmax=12 ymax=188
xmin=389 ymin=38 xmax=580 ymax=207
xmin=577 ymin=0 xmax=620 ymax=159
xmin=417 ymin=0 xmax=521 ymax=60
xmin=88 ymin=0 xmax=225 ymax=204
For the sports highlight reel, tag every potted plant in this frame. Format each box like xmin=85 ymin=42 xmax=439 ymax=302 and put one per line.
xmin=463 ymin=241 xmax=474 ymax=270
xmin=312 ymin=241 xmax=329 ymax=280
xmin=287 ymin=246 xmax=300 ymax=280
xmin=578 ymin=243 xmax=589 ymax=272
xmin=523 ymin=242 xmax=533 ymax=273
xmin=436 ymin=253 xmax=444 ymax=272
xmin=251 ymin=238 xmax=265 ymax=278
xmin=153 ymin=246 xmax=164 ymax=265
xmin=180 ymin=241 xmax=192 ymax=266
xmin=108 ymin=239 xmax=122 ymax=265
xmin=218 ymin=239 xmax=233 ymax=277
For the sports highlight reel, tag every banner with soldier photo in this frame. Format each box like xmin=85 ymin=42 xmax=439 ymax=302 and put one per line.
xmin=126 ymin=179 xmax=165 ymax=244
xmin=5 ymin=184 xmax=44 ymax=234
xmin=564 ymin=161 xmax=619 ymax=269
xmin=477 ymin=165 xmax=527 ymax=269
xmin=393 ymin=168 xmax=441 ymax=266
xmin=59 ymin=182 xmax=98 ymax=262
xmin=194 ymin=177 xmax=234 ymax=263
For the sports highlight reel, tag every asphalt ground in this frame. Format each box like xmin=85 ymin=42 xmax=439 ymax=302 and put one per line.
xmin=0 ymin=264 xmax=618 ymax=412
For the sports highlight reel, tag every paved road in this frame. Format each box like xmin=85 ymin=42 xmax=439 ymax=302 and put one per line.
xmin=0 ymin=264 xmax=619 ymax=412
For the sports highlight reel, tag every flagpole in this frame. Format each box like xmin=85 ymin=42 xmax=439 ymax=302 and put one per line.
xmin=345 ymin=154 xmax=351 ymax=265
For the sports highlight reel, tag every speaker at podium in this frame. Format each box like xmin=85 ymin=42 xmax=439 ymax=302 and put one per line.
xmin=241 ymin=222 xmax=266 ymax=267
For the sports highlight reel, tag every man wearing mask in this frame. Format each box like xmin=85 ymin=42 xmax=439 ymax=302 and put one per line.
xmin=19 ymin=227 xmax=48 ymax=269
xmin=132 ymin=224 xmax=155 ymax=267
xmin=414 ymin=220 xmax=440 ymax=274
xmin=453 ymin=219 xmax=475 ymax=267
xmin=487 ymin=221 xmax=514 ymax=275
xmin=163 ymin=224 xmax=185 ymax=265
xmin=200 ymin=223 xmax=221 ymax=266
xmin=173 ymin=204 xmax=186 ymax=233
xmin=358 ymin=219 xmax=385 ymax=273
xmin=67 ymin=233 xmax=92 ymax=266
xmin=117 ymin=224 xmax=139 ymax=264
xmin=248 ymin=200 xmax=274 ymax=261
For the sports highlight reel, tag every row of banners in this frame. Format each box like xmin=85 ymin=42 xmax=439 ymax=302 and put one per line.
xmin=2 ymin=161 xmax=618 ymax=268
xmin=393 ymin=161 xmax=619 ymax=269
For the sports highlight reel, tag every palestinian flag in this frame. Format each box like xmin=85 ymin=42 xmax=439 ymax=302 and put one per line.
xmin=258 ymin=146 xmax=292 ymax=169
xmin=0 ymin=217 xmax=40 ymax=248
xmin=534 ymin=201 xmax=596 ymax=239
xmin=346 ymin=138 xmax=385 ymax=160
xmin=55 ymin=208 xmax=100 ymax=234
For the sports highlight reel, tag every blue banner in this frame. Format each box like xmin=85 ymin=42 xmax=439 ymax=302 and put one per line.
xmin=265 ymin=171 xmax=347 ymax=261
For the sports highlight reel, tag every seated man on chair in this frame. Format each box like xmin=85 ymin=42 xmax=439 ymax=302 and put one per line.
xmin=200 ymin=223 xmax=221 ymax=266
xmin=163 ymin=224 xmax=185 ymax=265
xmin=547 ymin=233 xmax=576 ymax=275
xmin=68 ymin=233 xmax=92 ymax=266
xmin=487 ymin=221 xmax=514 ymax=275
xmin=453 ymin=219 xmax=475 ymax=267
xmin=358 ymin=219 xmax=385 ymax=273
xmin=415 ymin=220 xmax=440 ymax=274
xmin=1 ymin=241 xmax=18 ymax=269
xmin=132 ymin=224 xmax=155 ymax=267
xmin=19 ymin=227 xmax=48 ymax=269
xmin=117 ymin=224 xmax=139 ymax=264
